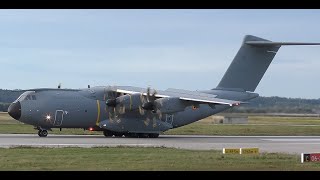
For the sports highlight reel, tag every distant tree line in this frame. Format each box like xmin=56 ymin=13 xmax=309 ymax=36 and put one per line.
xmin=0 ymin=89 xmax=23 ymax=112
xmin=0 ymin=103 xmax=10 ymax=112
xmin=226 ymin=96 xmax=320 ymax=114
xmin=0 ymin=89 xmax=23 ymax=103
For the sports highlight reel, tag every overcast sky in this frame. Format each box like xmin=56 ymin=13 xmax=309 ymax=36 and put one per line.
xmin=0 ymin=9 xmax=320 ymax=99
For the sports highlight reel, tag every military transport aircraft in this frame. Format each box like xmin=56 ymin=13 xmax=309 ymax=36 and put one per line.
xmin=7 ymin=35 xmax=320 ymax=138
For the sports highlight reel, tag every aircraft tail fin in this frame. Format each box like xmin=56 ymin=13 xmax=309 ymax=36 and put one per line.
xmin=215 ymin=35 xmax=320 ymax=92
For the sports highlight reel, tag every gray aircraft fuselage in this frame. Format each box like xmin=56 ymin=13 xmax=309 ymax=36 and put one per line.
xmin=10 ymin=86 xmax=257 ymax=135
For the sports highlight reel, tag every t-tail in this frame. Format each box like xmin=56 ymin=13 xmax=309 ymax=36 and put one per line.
xmin=215 ymin=35 xmax=320 ymax=92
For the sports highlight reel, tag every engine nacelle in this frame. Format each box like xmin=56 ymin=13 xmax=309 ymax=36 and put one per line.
xmin=154 ymin=97 xmax=189 ymax=114
xmin=115 ymin=93 xmax=142 ymax=111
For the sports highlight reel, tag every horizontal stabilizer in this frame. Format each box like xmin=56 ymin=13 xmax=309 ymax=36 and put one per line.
xmin=246 ymin=41 xmax=320 ymax=46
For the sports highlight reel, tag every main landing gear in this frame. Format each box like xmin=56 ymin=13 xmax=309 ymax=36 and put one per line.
xmin=103 ymin=130 xmax=159 ymax=138
xmin=38 ymin=129 xmax=48 ymax=137
xmin=127 ymin=133 xmax=159 ymax=138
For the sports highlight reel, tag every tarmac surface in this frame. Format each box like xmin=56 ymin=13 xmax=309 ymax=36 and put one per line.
xmin=1 ymin=134 xmax=320 ymax=154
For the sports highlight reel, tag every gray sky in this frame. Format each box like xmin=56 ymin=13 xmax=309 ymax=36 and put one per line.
xmin=0 ymin=9 xmax=320 ymax=99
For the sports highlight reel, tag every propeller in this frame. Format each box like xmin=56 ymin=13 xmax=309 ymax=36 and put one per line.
xmin=105 ymin=90 xmax=124 ymax=123
xmin=139 ymin=87 xmax=156 ymax=114
xmin=139 ymin=87 xmax=162 ymax=127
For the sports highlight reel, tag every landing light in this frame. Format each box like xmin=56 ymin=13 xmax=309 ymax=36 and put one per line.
xmin=46 ymin=115 xmax=51 ymax=120
xmin=89 ymin=127 xmax=94 ymax=131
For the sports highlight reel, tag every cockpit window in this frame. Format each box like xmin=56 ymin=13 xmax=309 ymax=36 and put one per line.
xmin=14 ymin=91 xmax=36 ymax=102
xmin=26 ymin=95 xmax=31 ymax=100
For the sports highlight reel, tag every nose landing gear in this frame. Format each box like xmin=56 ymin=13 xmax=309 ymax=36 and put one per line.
xmin=38 ymin=130 xmax=48 ymax=137
xmin=34 ymin=127 xmax=50 ymax=137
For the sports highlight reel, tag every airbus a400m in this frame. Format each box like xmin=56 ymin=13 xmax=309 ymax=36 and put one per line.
xmin=7 ymin=35 xmax=320 ymax=138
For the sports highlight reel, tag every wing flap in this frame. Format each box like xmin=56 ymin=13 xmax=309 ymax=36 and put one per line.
xmin=179 ymin=97 xmax=241 ymax=106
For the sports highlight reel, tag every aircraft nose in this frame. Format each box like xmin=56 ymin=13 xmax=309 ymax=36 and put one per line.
xmin=8 ymin=101 xmax=21 ymax=120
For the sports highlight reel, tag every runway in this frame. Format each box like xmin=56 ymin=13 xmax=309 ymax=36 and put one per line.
xmin=1 ymin=134 xmax=320 ymax=154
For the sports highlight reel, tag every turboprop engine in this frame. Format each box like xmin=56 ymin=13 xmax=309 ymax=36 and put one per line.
xmin=106 ymin=93 xmax=142 ymax=114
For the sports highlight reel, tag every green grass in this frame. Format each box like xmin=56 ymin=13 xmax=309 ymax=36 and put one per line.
xmin=249 ymin=116 xmax=320 ymax=125
xmin=165 ymin=115 xmax=320 ymax=136
xmin=0 ymin=112 xmax=101 ymax=135
xmin=1 ymin=112 xmax=320 ymax=171
xmin=0 ymin=147 xmax=319 ymax=171
xmin=3 ymin=123 xmax=320 ymax=136
xmin=0 ymin=124 xmax=102 ymax=135
xmin=0 ymin=112 xmax=18 ymax=124
xmin=165 ymin=123 xmax=320 ymax=136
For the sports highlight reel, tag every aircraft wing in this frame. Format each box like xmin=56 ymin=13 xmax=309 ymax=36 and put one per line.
xmin=114 ymin=86 xmax=242 ymax=106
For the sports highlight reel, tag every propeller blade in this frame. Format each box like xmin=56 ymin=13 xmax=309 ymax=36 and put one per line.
xmin=107 ymin=106 xmax=120 ymax=122
xmin=152 ymin=90 xmax=157 ymax=101
xmin=139 ymin=106 xmax=145 ymax=115
xmin=156 ymin=109 xmax=162 ymax=120
xmin=108 ymin=91 xmax=117 ymax=99
xmin=140 ymin=86 xmax=158 ymax=111
xmin=140 ymin=93 xmax=147 ymax=104
xmin=108 ymin=111 xmax=114 ymax=122
xmin=144 ymin=117 xmax=150 ymax=126
xmin=116 ymin=118 xmax=121 ymax=124
xmin=146 ymin=87 xmax=151 ymax=102
xmin=118 ymin=105 xmax=126 ymax=115
xmin=152 ymin=117 xmax=157 ymax=128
